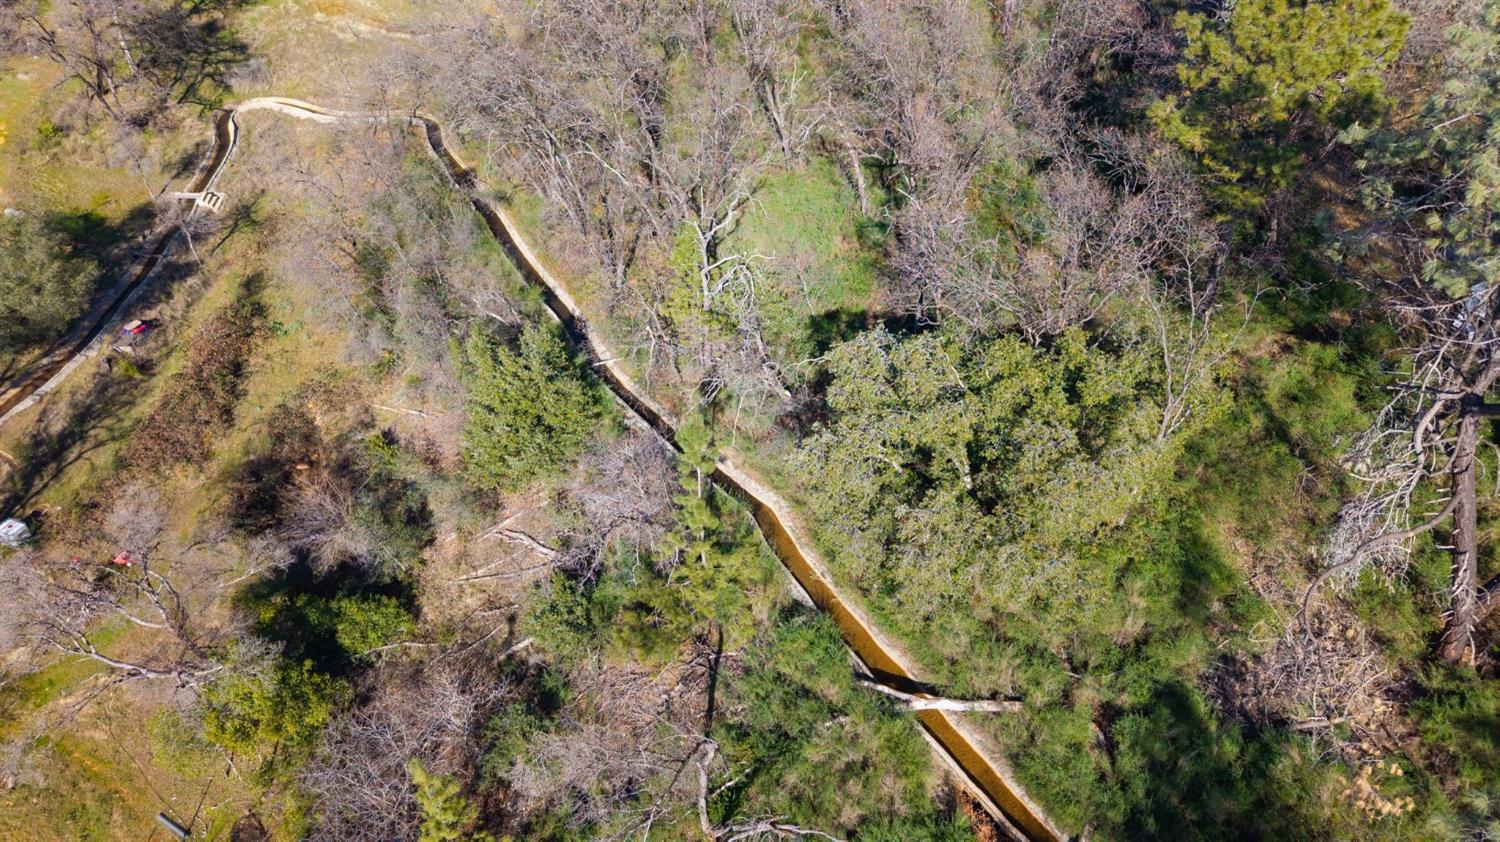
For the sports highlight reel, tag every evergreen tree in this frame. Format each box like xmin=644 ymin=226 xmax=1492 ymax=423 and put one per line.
xmin=1150 ymin=0 xmax=1408 ymax=213
xmin=796 ymin=328 xmax=1215 ymax=624
xmin=406 ymin=758 xmax=494 ymax=842
xmin=666 ymin=413 xmax=720 ymax=568
xmin=200 ymin=651 xmax=345 ymax=780
xmin=1348 ymin=0 xmax=1500 ymax=296
xmin=623 ymin=412 xmax=769 ymax=654
xmin=461 ymin=324 xmax=605 ymax=491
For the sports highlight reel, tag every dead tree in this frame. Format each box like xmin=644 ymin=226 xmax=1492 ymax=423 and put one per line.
xmin=20 ymin=0 xmax=249 ymax=125
xmin=729 ymin=0 xmax=824 ymax=161
xmin=891 ymin=139 xmax=1212 ymax=343
xmin=1314 ymin=282 xmax=1500 ymax=665
xmin=301 ymin=662 xmax=511 ymax=841
xmin=22 ymin=556 xmax=226 ymax=687
xmin=21 ymin=0 xmax=136 ymax=120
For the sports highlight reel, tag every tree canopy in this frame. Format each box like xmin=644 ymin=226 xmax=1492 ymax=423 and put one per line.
xmin=1151 ymin=0 xmax=1408 ymax=212
xmin=461 ymin=324 xmax=605 ymax=491
xmin=797 ymin=327 xmax=1218 ymax=627
xmin=0 ymin=211 xmax=97 ymax=354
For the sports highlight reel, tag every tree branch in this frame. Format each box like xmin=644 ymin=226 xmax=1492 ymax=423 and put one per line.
xmin=1301 ymin=493 xmax=1461 ymax=626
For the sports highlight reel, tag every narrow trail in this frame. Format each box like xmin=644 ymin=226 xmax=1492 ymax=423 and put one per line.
xmin=3 ymin=97 xmax=1064 ymax=842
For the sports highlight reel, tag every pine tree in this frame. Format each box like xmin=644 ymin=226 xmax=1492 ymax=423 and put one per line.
xmin=1407 ymin=1 xmax=1500 ymax=297
xmin=615 ymin=412 xmax=768 ymax=654
xmin=406 ymin=758 xmax=494 ymax=842
xmin=461 ymin=324 xmax=605 ymax=491
xmin=1344 ymin=0 xmax=1500 ymax=295
xmin=1150 ymin=0 xmax=1408 ymax=214
xmin=668 ymin=413 xmax=721 ymax=568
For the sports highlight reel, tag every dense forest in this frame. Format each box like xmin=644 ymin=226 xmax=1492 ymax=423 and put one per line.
xmin=0 ymin=0 xmax=1498 ymax=840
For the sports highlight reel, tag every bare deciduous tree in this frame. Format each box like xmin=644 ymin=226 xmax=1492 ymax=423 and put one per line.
xmin=20 ymin=0 xmax=249 ymax=125
xmin=562 ymin=432 xmax=678 ymax=581
xmin=893 ymin=135 xmax=1218 ymax=343
xmin=21 ymin=0 xmax=135 ymax=119
xmin=435 ymin=3 xmax=670 ymax=290
xmin=301 ymin=662 xmax=511 ymax=841
xmin=18 ymin=556 xmax=226 ymax=687
xmin=729 ymin=0 xmax=824 ymax=161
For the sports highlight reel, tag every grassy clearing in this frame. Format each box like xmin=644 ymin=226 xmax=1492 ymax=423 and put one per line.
xmin=732 ymin=157 xmax=879 ymax=316
xmin=238 ymin=0 xmax=425 ymax=99
xmin=0 ymin=628 xmax=129 ymax=740
xmin=0 ymin=700 xmax=248 ymax=841
xmin=0 ymin=60 xmax=151 ymax=221
xmin=0 ymin=58 xmax=65 ymax=206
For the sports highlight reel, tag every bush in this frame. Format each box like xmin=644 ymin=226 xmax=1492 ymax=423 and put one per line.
xmin=200 ymin=649 xmax=345 ymax=778
xmin=1411 ymin=666 xmax=1500 ymax=789
xmin=297 ymin=592 xmax=415 ymax=660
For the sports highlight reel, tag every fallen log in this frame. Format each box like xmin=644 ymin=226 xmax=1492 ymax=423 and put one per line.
xmin=856 ymin=679 xmax=1023 ymax=713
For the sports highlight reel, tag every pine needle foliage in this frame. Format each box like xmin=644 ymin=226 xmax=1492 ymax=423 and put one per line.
xmin=461 ymin=324 xmax=605 ymax=491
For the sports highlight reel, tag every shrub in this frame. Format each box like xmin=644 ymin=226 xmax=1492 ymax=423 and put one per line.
xmin=200 ymin=649 xmax=345 ymax=777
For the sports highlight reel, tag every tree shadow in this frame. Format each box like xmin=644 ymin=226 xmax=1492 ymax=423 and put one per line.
xmin=235 ymin=557 xmax=417 ymax=677
xmin=803 ymin=307 xmax=872 ymax=359
xmin=0 ymin=369 xmax=145 ymax=517
xmin=1115 ymin=681 xmax=1317 ymax=840
xmin=124 ymin=0 xmax=257 ymax=119
xmin=225 ymin=409 xmax=432 ymax=676
xmin=46 ymin=204 xmax=157 ymax=265
xmin=0 ymin=205 xmax=161 ymax=384
xmin=208 ymin=191 xmax=267 ymax=256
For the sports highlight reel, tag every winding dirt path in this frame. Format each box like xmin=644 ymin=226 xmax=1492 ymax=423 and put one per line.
xmin=3 ymin=97 xmax=1064 ymax=841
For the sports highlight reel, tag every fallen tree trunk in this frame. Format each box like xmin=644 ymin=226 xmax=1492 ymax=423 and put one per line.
xmin=856 ymin=679 xmax=1023 ymax=713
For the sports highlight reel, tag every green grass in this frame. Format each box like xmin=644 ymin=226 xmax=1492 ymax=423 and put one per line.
xmin=734 ymin=158 xmax=879 ymax=312
xmin=0 ymin=622 xmax=255 ymax=839
xmin=0 ymin=735 xmax=127 ymax=841
xmin=0 ymin=58 xmax=57 ymax=206
xmin=0 ymin=60 xmax=152 ymax=223
xmin=0 ymin=626 xmax=128 ymax=738
xmin=0 ymin=715 xmax=246 ymax=841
